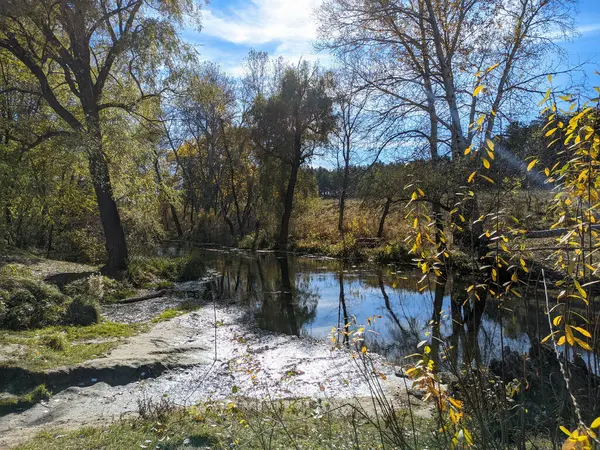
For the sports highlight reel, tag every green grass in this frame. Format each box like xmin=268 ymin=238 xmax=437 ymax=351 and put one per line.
xmin=13 ymin=401 xmax=421 ymax=450
xmin=0 ymin=384 xmax=51 ymax=409
xmin=151 ymin=308 xmax=183 ymax=323
xmin=0 ymin=322 xmax=148 ymax=371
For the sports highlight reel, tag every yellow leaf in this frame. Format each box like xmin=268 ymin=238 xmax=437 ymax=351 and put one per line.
xmin=545 ymin=128 xmax=558 ymax=137
xmin=557 ymin=336 xmax=566 ymax=346
xmin=574 ymin=280 xmax=587 ymax=299
xmin=591 ymin=417 xmax=600 ymax=428
xmin=548 ymin=74 xmax=553 ymax=83
xmin=464 ymin=146 xmax=472 ymax=155
xmin=572 ymin=326 xmax=591 ymax=338
xmin=482 ymin=158 xmax=490 ymax=169
xmin=560 ymin=425 xmax=572 ymax=437
xmin=553 ymin=315 xmax=562 ymax=326
xmin=527 ymin=159 xmax=538 ymax=171
xmin=565 ymin=326 xmax=575 ymax=346
xmin=467 ymin=171 xmax=476 ymax=183
xmin=473 ymin=85 xmax=485 ymax=97
xmin=575 ymin=338 xmax=592 ymax=351
xmin=486 ymin=63 xmax=500 ymax=73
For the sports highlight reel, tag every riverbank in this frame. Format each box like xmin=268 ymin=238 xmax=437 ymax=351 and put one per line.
xmin=0 ymin=250 xmax=435 ymax=448
xmin=0 ymin=298 xmax=428 ymax=448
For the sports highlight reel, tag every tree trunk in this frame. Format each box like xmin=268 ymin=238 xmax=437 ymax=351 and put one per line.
xmin=277 ymin=162 xmax=300 ymax=250
xmin=377 ymin=198 xmax=392 ymax=239
xmin=88 ymin=146 xmax=128 ymax=276
xmin=338 ymin=157 xmax=350 ymax=234
xmin=170 ymin=204 xmax=183 ymax=237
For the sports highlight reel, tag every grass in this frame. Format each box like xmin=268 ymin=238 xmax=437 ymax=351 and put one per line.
xmin=151 ymin=301 xmax=203 ymax=323
xmin=151 ymin=309 xmax=183 ymax=323
xmin=13 ymin=400 xmax=430 ymax=450
xmin=0 ymin=384 xmax=51 ymax=411
xmin=0 ymin=321 xmax=148 ymax=372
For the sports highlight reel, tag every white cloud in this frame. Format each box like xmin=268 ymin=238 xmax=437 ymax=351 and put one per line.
xmin=577 ymin=23 xmax=600 ymax=34
xmin=201 ymin=0 xmax=322 ymax=54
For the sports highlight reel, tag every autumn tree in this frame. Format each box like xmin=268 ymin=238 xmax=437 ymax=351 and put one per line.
xmin=317 ymin=0 xmax=575 ymax=256
xmin=0 ymin=0 xmax=200 ymax=274
xmin=251 ymin=61 xmax=336 ymax=249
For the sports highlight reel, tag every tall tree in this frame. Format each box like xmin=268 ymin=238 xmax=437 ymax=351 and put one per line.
xmin=251 ymin=61 xmax=336 ymax=249
xmin=0 ymin=0 xmax=199 ymax=274
xmin=330 ymin=68 xmax=371 ymax=235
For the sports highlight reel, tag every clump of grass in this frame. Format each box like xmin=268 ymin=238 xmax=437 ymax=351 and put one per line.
xmin=64 ymin=275 xmax=137 ymax=304
xmin=14 ymin=400 xmax=416 ymax=450
xmin=155 ymin=280 xmax=174 ymax=290
xmin=0 ymin=384 xmax=51 ymax=411
xmin=64 ymin=296 xmax=100 ymax=326
xmin=0 ymin=272 xmax=71 ymax=330
xmin=42 ymin=332 xmax=68 ymax=351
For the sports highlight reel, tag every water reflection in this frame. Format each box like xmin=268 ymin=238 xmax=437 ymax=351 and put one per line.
xmin=191 ymin=248 xmax=543 ymax=366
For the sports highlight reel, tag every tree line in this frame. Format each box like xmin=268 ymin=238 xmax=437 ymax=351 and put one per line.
xmin=0 ymin=0 xmax=579 ymax=275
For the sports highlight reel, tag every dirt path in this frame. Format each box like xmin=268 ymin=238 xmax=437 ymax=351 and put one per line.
xmin=0 ymin=302 xmax=422 ymax=449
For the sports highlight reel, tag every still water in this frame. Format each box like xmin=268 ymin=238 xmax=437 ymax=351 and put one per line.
xmin=176 ymin=248 xmax=543 ymax=368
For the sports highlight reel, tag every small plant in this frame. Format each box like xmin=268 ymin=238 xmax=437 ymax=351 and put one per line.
xmin=42 ymin=332 xmax=68 ymax=351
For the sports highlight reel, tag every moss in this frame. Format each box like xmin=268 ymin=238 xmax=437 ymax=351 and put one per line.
xmin=151 ymin=309 xmax=182 ymax=323
xmin=0 ymin=322 xmax=147 ymax=371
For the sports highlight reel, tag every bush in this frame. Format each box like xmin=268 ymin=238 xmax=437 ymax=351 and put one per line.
xmin=65 ymin=296 xmax=100 ymax=326
xmin=0 ymin=275 xmax=70 ymax=330
xmin=126 ymin=254 xmax=206 ymax=287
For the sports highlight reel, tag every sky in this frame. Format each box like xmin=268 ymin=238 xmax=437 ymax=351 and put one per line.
xmin=182 ymin=0 xmax=323 ymax=76
xmin=183 ymin=0 xmax=600 ymax=82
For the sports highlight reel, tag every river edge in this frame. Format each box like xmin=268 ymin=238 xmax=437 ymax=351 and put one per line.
xmin=0 ymin=287 xmax=431 ymax=449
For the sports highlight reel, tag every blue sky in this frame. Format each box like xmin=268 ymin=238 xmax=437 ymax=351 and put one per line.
xmin=183 ymin=0 xmax=600 ymax=82
xmin=182 ymin=0 xmax=323 ymax=76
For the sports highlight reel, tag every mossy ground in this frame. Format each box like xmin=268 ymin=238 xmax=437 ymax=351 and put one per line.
xmin=0 ymin=322 xmax=148 ymax=372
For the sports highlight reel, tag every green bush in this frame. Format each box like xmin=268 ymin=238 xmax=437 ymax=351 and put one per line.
xmin=0 ymin=275 xmax=71 ymax=330
xmin=126 ymin=254 xmax=206 ymax=287
xmin=65 ymin=296 xmax=100 ymax=326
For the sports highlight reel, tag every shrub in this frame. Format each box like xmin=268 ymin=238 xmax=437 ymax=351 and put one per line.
xmin=0 ymin=275 xmax=70 ymax=330
xmin=126 ymin=254 xmax=206 ymax=287
xmin=65 ymin=296 xmax=100 ymax=326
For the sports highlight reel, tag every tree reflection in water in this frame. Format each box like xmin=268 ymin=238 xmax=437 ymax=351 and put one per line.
xmin=186 ymin=248 xmax=559 ymax=367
